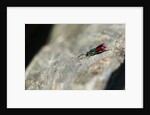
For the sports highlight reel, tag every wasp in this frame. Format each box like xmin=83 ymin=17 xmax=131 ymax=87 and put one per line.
xmin=78 ymin=43 xmax=109 ymax=58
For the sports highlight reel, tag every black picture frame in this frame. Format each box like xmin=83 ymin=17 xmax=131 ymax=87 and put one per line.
xmin=1 ymin=0 xmax=148 ymax=111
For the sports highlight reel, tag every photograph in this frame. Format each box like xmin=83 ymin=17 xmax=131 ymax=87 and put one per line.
xmin=25 ymin=24 xmax=125 ymax=90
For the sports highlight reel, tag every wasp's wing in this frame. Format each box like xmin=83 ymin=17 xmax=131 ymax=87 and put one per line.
xmin=96 ymin=43 xmax=105 ymax=49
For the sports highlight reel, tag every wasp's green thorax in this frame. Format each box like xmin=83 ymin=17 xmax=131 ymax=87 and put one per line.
xmin=86 ymin=48 xmax=98 ymax=57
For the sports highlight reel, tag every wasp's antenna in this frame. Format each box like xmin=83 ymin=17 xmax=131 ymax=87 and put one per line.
xmin=77 ymin=54 xmax=86 ymax=58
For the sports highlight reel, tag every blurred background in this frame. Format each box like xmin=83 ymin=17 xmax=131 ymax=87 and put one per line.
xmin=25 ymin=24 xmax=53 ymax=68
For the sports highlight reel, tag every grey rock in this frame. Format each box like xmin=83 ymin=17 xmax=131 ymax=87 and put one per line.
xmin=25 ymin=24 xmax=125 ymax=90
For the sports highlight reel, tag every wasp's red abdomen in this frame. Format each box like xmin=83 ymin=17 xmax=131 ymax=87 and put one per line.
xmin=96 ymin=44 xmax=106 ymax=52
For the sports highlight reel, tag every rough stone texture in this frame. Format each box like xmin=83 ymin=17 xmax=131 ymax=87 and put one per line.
xmin=25 ymin=24 xmax=125 ymax=90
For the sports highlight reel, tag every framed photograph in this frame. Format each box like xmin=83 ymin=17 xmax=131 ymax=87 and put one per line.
xmin=1 ymin=1 xmax=145 ymax=110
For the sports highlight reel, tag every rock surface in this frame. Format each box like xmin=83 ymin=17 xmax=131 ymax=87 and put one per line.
xmin=25 ymin=24 xmax=125 ymax=90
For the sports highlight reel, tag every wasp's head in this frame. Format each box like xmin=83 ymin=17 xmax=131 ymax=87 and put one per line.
xmin=86 ymin=52 xmax=90 ymax=57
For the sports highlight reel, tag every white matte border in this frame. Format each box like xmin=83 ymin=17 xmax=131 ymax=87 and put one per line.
xmin=7 ymin=7 xmax=143 ymax=108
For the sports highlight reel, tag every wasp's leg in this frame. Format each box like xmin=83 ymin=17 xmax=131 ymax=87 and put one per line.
xmin=86 ymin=55 xmax=90 ymax=59
xmin=96 ymin=51 xmax=103 ymax=54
